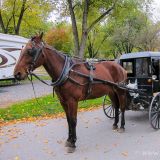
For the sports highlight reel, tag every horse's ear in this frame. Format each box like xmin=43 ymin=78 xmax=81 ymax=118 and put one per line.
xmin=39 ymin=32 xmax=43 ymax=40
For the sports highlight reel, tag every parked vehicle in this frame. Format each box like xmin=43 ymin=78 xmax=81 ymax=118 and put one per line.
xmin=0 ymin=33 xmax=28 ymax=81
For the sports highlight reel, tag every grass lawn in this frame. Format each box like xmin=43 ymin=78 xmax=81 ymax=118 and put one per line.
xmin=0 ymin=94 xmax=104 ymax=122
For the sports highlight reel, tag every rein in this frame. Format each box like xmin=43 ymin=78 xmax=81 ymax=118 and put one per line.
xmin=27 ymin=73 xmax=44 ymax=107
xmin=27 ymin=42 xmax=145 ymax=96
xmin=27 ymin=43 xmax=125 ymax=90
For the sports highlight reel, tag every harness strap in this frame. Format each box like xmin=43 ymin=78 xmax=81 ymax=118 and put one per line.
xmin=51 ymin=55 xmax=70 ymax=86
xmin=27 ymin=74 xmax=44 ymax=107
xmin=87 ymin=64 xmax=94 ymax=97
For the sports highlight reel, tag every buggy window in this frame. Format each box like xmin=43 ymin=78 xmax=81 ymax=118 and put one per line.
xmin=152 ymin=59 xmax=159 ymax=80
xmin=122 ymin=61 xmax=133 ymax=74
xmin=136 ymin=58 xmax=148 ymax=77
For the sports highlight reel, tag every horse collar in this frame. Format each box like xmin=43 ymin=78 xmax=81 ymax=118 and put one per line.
xmin=51 ymin=55 xmax=72 ymax=88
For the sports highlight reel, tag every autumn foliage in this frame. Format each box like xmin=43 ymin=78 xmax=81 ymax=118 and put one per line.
xmin=45 ymin=26 xmax=72 ymax=53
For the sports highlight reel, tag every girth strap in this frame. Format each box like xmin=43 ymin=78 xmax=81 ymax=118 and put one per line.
xmin=87 ymin=62 xmax=95 ymax=97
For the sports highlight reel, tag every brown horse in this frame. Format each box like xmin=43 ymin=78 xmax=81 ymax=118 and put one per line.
xmin=14 ymin=33 xmax=127 ymax=153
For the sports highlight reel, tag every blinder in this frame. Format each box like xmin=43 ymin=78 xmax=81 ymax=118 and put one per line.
xmin=27 ymin=42 xmax=44 ymax=71
xmin=28 ymin=44 xmax=43 ymax=64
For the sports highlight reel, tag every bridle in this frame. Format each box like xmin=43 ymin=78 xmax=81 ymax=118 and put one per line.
xmin=26 ymin=40 xmax=72 ymax=105
xmin=27 ymin=40 xmax=44 ymax=72
xmin=26 ymin=40 xmax=73 ymax=88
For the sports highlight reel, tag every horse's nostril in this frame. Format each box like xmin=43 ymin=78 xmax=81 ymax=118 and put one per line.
xmin=14 ymin=72 xmax=21 ymax=80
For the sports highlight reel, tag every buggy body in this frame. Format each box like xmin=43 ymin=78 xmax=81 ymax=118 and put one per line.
xmin=103 ymin=52 xmax=160 ymax=129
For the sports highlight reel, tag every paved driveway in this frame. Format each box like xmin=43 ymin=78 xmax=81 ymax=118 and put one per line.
xmin=0 ymin=108 xmax=160 ymax=160
xmin=0 ymin=81 xmax=53 ymax=108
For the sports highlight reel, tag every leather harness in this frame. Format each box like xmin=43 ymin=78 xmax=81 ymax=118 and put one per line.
xmin=27 ymin=41 xmax=97 ymax=98
xmin=28 ymin=42 xmax=145 ymax=98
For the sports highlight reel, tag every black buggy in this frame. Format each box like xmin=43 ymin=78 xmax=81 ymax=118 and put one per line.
xmin=103 ymin=52 xmax=160 ymax=129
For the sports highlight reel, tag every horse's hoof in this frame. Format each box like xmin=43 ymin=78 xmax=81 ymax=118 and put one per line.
xmin=65 ymin=140 xmax=76 ymax=148
xmin=118 ymin=127 xmax=125 ymax=133
xmin=112 ymin=125 xmax=118 ymax=130
xmin=65 ymin=141 xmax=71 ymax=147
xmin=66 ymin=146 xmax=76 ymax=153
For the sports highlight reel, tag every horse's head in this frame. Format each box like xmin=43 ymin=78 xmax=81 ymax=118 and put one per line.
xmin=14 ymin=33 xmax=44 ymax=80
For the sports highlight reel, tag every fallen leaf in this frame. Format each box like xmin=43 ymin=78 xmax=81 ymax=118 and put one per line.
xmin=14 ymin=156 xmax=20 ymax=160
xmin=0 ymin=141 xmax=4 ymax=145
xmin=121 ymin=151 xmax=128 ymax=157
xmin=113 ymin=143 xmax=118 ymax=147
xmin=44 ymin=139 xmax=49 ymax=144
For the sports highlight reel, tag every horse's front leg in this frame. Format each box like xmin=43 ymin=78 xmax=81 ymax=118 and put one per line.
xmin=65 ymin=115 xmax=77 ymax=151
xmin=60 ymin=98 xmax=78 ymax=153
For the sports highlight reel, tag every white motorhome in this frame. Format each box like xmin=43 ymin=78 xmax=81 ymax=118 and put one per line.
xmin=0 ymin=33 xmax=28 ymax=81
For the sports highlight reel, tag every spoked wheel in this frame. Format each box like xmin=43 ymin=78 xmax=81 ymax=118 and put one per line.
xmin=103 ymin=95 xmax=115 ymax=118
xmin=149 ymin=92 xmax=160 ymax=129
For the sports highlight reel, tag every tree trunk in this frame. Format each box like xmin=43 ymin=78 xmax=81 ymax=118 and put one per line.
xmin=68 ymin=0 xmax=115 ymax=58
xmin=0 ymin=11 xmax=6 ymax=33
xmin=79 ymin=32 xmax=88 ymax=58
xmin=15 ymin=0 xmax=27 ymax=35
xmin=67 ymin=0 xmax=80 ymax=56
xmin=79 ymin=0 xmax=89 ymax=58
xmin=12 ymin=0 xmax=17 ymax=32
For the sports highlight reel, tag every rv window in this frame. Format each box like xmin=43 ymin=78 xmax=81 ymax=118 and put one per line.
xmin=136 ymin=58 xmax=148 ymax=77
xmin=122 ymin=61 xmax=133 ymax=74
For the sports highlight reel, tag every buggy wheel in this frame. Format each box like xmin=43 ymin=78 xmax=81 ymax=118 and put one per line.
xmin=149 ymin=92 xmax=160 ymax=129
xmin=103 ymin=95 xmax=115 ymax=118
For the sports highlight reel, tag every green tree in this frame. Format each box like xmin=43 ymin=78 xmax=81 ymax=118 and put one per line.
xmin=53 ymin=0 xmax=153 ymax=58
xmin=0 ymin=0 xmax=53 ymax=37
xmin=45 ymin=24 xmax=73 ymax=53
xmin=53 ymin=0 xmax=117 ymax=57
xmin=86 ymin=26 xmax=109 ymax=58
xmin=136 ymin=22 xmax=160 ymax=51
xmin=102 ymin=0 xmax=154 ymax=58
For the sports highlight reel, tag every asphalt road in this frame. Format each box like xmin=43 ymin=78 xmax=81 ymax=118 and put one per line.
xmin=0 ymin=81 xmax=53 ymax=108
xmin=0 ymin=108 xmax=160 ymax=160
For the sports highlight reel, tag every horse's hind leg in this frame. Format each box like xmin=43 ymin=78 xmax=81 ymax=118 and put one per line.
xmin=109 ymin=93 xmax=119 ymax=130
xmin=117 ymin=93 xmax=126 ymax=132
xmin=120 ymin=110 xmax=125 ymax=132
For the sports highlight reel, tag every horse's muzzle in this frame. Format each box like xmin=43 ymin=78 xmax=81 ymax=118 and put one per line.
xmin=14 ymin=72 xmax=23 ymax=81
xmin=14 ymin=72 xmax=25 ymax=81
